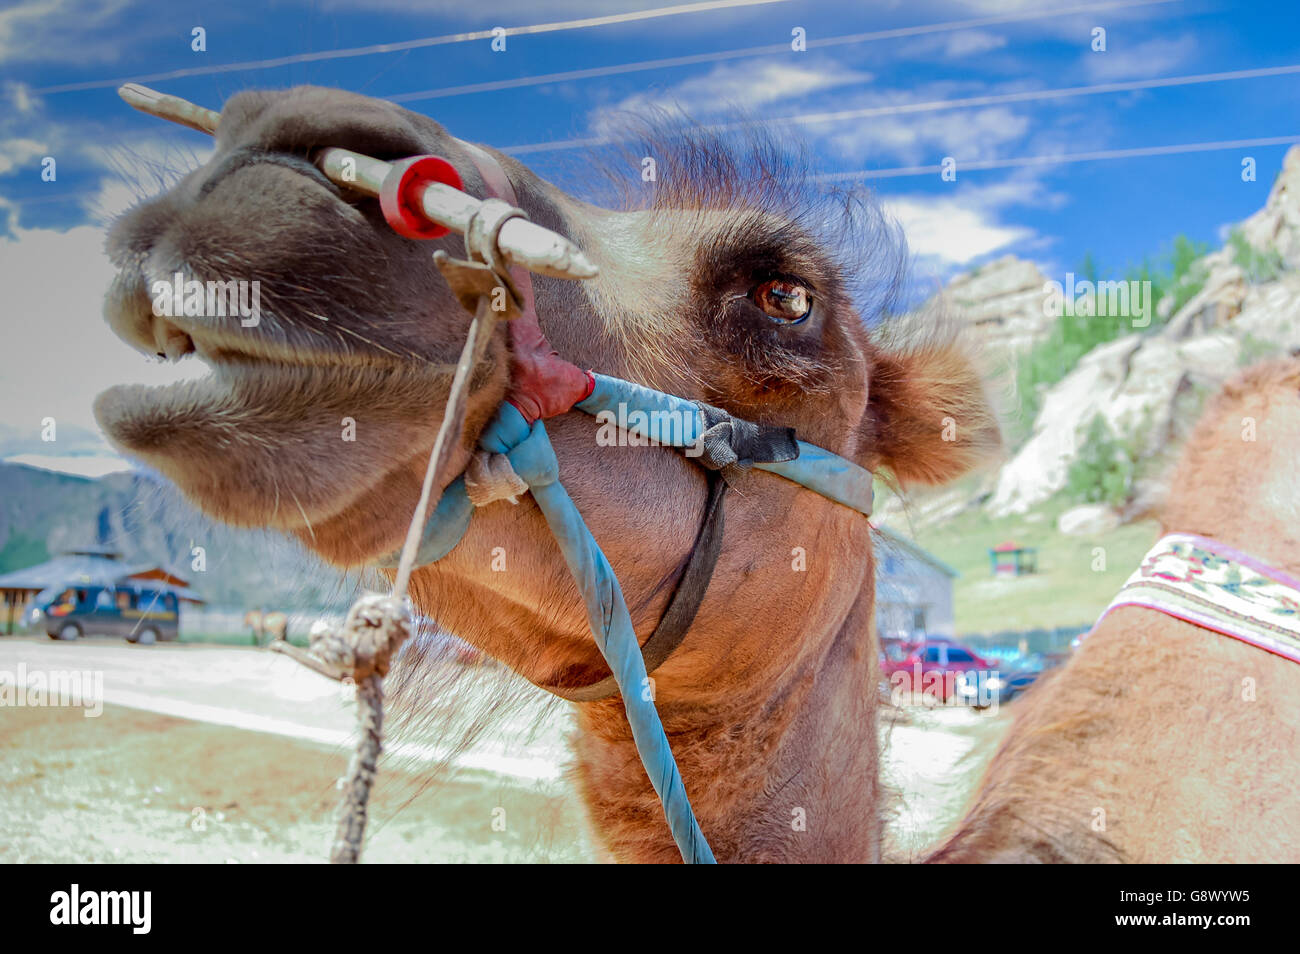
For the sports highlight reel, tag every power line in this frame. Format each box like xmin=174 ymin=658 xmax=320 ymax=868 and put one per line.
xmin=501 ymin=62 xmax=1300 ymax=155
xmin=7 ymin=134 xmax=1294 ymax=217
xmin=817 ymin=135 xmax=1300 ymax=181
xmin=30 ymin=0 xmax=790 ymax=95
xmin=388 ymin=0 xmax=1181 ymax=104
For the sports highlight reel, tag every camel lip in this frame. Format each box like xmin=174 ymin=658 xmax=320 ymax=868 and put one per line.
xmin=149 ymin=314 xmax=395 ymax=370
xmin=93 ymin=352 xmax=445 ymax=457
xmin=92 ymin=352 xmax=467 ymax=534
xmin=105 ymin=266 xmax=423 ymax=371
xmin=96 ymin=294 xmax=451 ymax=460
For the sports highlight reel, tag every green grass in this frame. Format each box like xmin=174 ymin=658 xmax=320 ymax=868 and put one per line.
xmin=897 ymin=494 xmax=1160 ymax=635
xmin=178 ymin=631 xmax=309 ymax=648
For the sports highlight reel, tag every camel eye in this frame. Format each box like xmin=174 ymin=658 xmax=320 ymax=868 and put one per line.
xmin=752 ymin=279 xmax=812 ymax=324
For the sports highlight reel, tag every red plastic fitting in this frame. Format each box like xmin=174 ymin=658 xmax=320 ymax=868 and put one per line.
xmin=378 ymin=155 xmax=463 ymax=239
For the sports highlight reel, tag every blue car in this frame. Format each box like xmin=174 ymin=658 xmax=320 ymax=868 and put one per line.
xmin=33 ymin=583 xmax=179 ymax=644
xmin=954 ymin=652 xmax=1059 ymax=707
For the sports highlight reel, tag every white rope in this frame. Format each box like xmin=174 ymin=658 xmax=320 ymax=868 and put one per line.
xmin=271 ymin=286 xmax=501 ymax=863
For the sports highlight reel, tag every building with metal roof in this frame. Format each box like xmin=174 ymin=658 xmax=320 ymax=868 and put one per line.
xmin=873 ymin=525 xmax=959 ymax=643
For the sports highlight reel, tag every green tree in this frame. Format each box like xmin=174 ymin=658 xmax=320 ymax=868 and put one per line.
xmin=1227 ymin=227 xmax=1285 ymax=285
xmin=1067 ymin=414 xmax=1138 ymax=507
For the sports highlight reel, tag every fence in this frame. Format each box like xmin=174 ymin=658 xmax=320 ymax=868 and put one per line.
xmin=179 ymin=605 xmax=345 ymax=645
xmin=960 ymin=624 xmax=1093 ymax=660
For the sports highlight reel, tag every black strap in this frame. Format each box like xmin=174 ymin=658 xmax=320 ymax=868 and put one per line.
xmin=541 ymin=469 xmax=728 ymax=703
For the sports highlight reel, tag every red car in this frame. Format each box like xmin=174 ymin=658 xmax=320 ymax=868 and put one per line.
xmin=881 ymin=638 xmax=995 ymax=703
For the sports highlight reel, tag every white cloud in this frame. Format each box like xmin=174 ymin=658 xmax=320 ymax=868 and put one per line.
xmin=886 ymin=193 xmax=1033 ymax=266
xmin=593 ymin=67 xmax=1037 ymax=169
xmin=0 ymin=84 xmax=206 ymax=230
xmin=942 ymin=0 xmax=1174 ymax=43
xmin=956 ymin=171 xmax=1068 ymax=213
xmin=0 ymin=101 xmax=207 ymax=228
xmin=1083 ymin=34 xmax=1197 ymax=81
xmin=4 ymin=82 xmax=37 ymax=115
xmin=0 ymin=0 xmax=132 ymax=65
xmin=825 ymin=104 xmax=1031 ymax=166
xmin=594 ymin=60 xmax=873 ymax=126
xmin=0 ymin=137 xmax=49 ymax=177
xmin=940 ymin=29 xmax=1009 ymax=58
xmin=882 ymin=171 xmax=1064 ymax=268
xmin=896 ymin=29 xmax=1008 ymax=60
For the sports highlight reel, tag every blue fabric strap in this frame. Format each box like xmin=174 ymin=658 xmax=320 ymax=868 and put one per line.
xmin=578 ymin=373 xmax=873 ymax=516
xmin=479 ymin=403 xmax=715 ymax=863
xmin=382 ymin=476 xmax=474 ymax=568
xmin=384 ymin=372 xmax=873 ymax=567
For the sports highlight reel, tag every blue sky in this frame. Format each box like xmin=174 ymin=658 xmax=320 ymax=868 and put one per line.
xmin=0 ymin=0 xmax=1297 ymax=472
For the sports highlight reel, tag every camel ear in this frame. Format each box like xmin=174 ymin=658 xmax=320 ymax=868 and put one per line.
xmin=862 ymin=335 xmax=1002 ymax=487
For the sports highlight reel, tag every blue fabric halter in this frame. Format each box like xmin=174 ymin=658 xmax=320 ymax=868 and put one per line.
xmin=380 ymin=373 xmax=875 ymax=864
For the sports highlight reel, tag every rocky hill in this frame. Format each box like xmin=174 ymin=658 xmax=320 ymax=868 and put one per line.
xmin=989 ymin=145 xmax=1300 ymax=516
xmin=886 ymin=145 xmax=1299 ymax=529
xmin=938 ymin=254 xmax=1057 ymax=358
xmin=868 ymin=149 xmax=1298 ymax=634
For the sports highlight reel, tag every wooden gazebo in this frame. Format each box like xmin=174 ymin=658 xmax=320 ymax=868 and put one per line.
xmin=988 ymin=540 xmax=1038 ymax=577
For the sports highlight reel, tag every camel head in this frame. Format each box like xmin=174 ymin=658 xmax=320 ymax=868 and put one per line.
xmin=97 ymin=85 xmax=1000 ymax=704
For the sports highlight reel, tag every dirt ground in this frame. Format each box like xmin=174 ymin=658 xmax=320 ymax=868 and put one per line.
xmin=1 ymin=702 xmax=1011 ymax=863
xmin=0 ymin=703 xmax=595 ymax=863
xmin=0 ymin=637 xmax=1012 ymax=863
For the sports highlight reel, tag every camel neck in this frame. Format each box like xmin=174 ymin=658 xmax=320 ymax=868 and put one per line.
xmin=569 ymin=583 xmax=881 ymax=863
